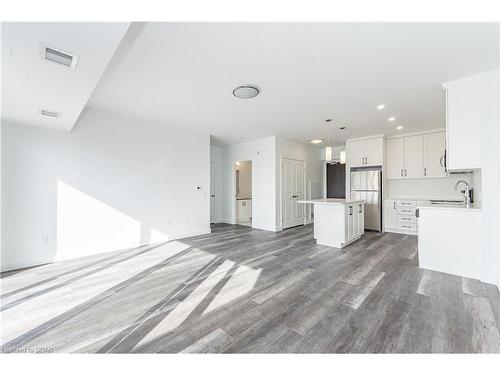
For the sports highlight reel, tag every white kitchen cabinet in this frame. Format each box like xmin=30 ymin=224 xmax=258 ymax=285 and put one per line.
xmin=386 ymin=131 xmax=446 ymax=180
xmin=364 ymin=138 xmax=384 ymax=166
xmin=443 ymin=76 xmax=481 ymax=171
xmin=384 ymin=199 xmax=397 ymax=231
xmin=384 ymin=199 xmax=417 ymax=235
xmin=386 ymin=138 xmax=404 ymax=179
xmin=236 ymin=199 xmax=252 ymax=221
xmin=404 ymin=135 xmax=424 ymax=178
xmin=346 ymin=136 xmax=383 ymax=168
xmin=356 ymin=202 xmax=364 ymax=238
xmin=302 ymin=199 xmax=364 ymax=248
xmin=423 ymin=132 xmax=447 ymax=178
xmin=345 ymin=202 xmax=364 ymax=243
xmin=347 ymin=139 xmax=366 ymax=168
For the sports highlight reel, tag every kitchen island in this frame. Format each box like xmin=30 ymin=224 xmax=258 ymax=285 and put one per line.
xmin=299 ymin=199 xmax=365 ymax=248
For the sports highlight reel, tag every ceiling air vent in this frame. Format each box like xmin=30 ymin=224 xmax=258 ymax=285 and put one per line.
xmin=39 ymin=109 xmax=60 ymax=118
xmin=43 ymin=46 xmax=79 ymax=69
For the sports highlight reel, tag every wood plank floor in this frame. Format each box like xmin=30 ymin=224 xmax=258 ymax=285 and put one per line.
xmin=1 ymin=223 xmax=500 ymax=353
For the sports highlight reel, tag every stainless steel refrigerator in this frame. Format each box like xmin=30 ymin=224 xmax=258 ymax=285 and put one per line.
xmin=350 ymin=168 xmax=382 ymax=232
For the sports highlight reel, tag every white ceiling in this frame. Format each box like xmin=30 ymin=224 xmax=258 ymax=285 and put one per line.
xmin=87 ymin=22 xmax=499 ymax=146
xmin=1 ymin=22 xmax=130 ymax=131
xmin=3 ymin=23 xmax=498 ymax=144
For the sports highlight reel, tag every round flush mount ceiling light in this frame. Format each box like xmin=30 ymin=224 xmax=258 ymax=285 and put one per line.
xmin=377 ymin=104 xmax=385 ymax=110
xmin=310 ymin=139 xmax=323 ymax=144
xmin=233 ymin=85 xmax=260 ymax=99
xmin=396 ymin=125 xmax=403 ymax=130
xmin=388 ymin=116 xmax=396 ymax=122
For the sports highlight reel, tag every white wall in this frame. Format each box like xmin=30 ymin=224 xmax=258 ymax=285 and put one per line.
xmin=1 ymin=109 xmax=211 ymax=272
xmin=210 ymin=145 xmax=224 ymax=223
xmin=478 ymin=68 xmax=500 ymax=286
xmin=276 ymin=137 xmax=323 ymax=230
xmin=386 ymin=173 xmax=475 ymax=200
xmin=222 ymin=136 xmax=276 ymax=231
xmin=236 ymin=161 xmax=252 ymax=198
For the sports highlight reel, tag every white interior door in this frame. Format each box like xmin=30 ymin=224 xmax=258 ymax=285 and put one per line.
xmin=210 ymin=162 xmax=215 ymax=223
xmin=282 ymin=159 xmax=305 ymax=229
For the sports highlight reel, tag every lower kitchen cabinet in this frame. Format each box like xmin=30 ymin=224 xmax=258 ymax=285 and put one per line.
xmin=384 ymin=199 xmax=418 ymax=235
xmin=345 ymin=202 xmax=364 ymax=243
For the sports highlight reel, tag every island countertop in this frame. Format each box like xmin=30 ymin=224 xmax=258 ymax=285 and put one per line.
xmin=298 ymin=198 xmax=364 ymax=205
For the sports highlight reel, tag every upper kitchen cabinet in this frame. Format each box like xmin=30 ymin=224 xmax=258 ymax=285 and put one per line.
xmin=423 ymin=132 xmax=447 ymax=178
xmin=404 ymin=135 xmax=424 ymax=179
xmin=386 ymin=138 xmax=405 ymax=178
xmin=346 ymin=136 xmax=384 ymax=168
xmin=386 ymin=131 xmax=446 ymax=179
xmin=442 ymin=76 xmax=481 ymax=171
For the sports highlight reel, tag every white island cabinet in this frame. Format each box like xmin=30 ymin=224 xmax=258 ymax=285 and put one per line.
xmin=299 ymin=199 xmax=364 ymax=248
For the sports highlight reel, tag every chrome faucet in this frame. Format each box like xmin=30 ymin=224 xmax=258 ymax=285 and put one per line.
xmin=454 ymin=180 xmax=471 ymax=207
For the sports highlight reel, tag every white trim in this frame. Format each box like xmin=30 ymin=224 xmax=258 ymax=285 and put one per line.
xmin=442 ymin=75 xmax=481 ymax=90
xmin=345 ymin=134 xmax=385 ymax=143
xmin=385 ymin=128 xmax=446 ymax=140
xmin=231 ymin=158 xmax=253 ymax=227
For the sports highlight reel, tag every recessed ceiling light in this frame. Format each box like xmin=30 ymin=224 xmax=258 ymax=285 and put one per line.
xmin=388 ymin=117 xmax=396 ymax=122
xmin=310 ymin=139 xmax=323 ymax=144
xmin=233 ymin=85 xmax=260 ymax=99
xmin=325 ymin=118 xmax=332 ymax=122
xmin=340 ymin=126 xmax=346 ymax=130
xmin=396 ymin=125 xmax=403 ymax=130
xmin=377 ymin=104 xmax=385 ymax=110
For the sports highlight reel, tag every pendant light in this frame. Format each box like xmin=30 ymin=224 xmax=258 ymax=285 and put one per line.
xmin=324 ymin=119 xmax=333 ymax=162
xmin=340 ymin=150 xmax=346 ymax=164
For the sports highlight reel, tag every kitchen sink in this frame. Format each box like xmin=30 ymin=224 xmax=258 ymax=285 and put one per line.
xmin=428 ymin=199 xmax=465 ymax=206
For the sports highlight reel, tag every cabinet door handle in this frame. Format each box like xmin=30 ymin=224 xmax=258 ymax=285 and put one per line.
xmin=402 ymin=225 xmax=412 ymax=228
xmin=393 ymin=202 xmax=396 ymax=209
xmin=405 ymin=169 xmax=407 ymax=177
xmin=400 ymin=169 xmax=403 ymax=177
xmin=361 ymin=157 xmax=364 ymax=165
xmin=439 ymin=155 xmax=444 ymax=167
xmin=424 ymin=168 xmax=427 ymax=176
xmin=349 ymin=206 xmax=353 ymax=216
xmin=359 ymin=204 xmax=362 ymax=213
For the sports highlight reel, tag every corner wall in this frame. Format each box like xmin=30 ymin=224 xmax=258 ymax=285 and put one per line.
xmin=1 ymin=109 xmax=211 ymax=272
xmin=222 ymin=136 xmax=276 ymax=232
xmin=479 ymin=68 xmax=500 ymax=287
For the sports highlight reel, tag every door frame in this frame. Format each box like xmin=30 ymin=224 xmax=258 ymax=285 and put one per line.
xmin=280 ymin=156 xmax=307 ymax=230
xmin=232 ymin=159 xmax=253 ymax=227
xmin=210 ymin=162 xmax=215 ymax=224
